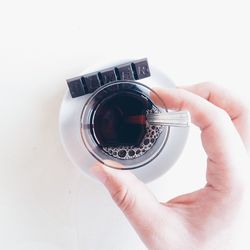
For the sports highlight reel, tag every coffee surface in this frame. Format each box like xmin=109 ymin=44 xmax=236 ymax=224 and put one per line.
xmin=91 ymin=91 xmax=163 ymax=160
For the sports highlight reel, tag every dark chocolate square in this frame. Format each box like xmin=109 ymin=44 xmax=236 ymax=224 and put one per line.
xmin=67 ymin=76 xmax=86 ymax=98
xmin=132 ymin=59 xmax=151 ymax=80
xmin=98 ymin=68 xmax=117 ymax=85
xmin=82 ymin=73 xmax=101 ymax=93
xmin=115 ymin=64 xmax=135 ymax=80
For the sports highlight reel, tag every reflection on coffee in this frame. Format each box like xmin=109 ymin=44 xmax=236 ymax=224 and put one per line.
xmin=91 ymin=91 xmax=163 ymax=160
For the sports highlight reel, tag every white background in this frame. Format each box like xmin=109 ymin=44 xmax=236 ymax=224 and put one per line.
xmin=0 ymin=0 xmax=249 ymax=249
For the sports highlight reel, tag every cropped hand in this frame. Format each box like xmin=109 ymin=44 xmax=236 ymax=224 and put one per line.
xmin=92 ymin=83 xmax=250 ymax=250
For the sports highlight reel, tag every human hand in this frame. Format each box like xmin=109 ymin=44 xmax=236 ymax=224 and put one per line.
xmin=91 ymin=83 xmax=250 ymax=250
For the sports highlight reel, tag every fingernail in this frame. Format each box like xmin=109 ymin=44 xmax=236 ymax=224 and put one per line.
xmin=91 ymin=164 xmax=108 ymax=183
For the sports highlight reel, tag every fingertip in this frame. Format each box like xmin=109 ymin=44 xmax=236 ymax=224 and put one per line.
xmin=90 ymin=163 xmax=108 ymax=183
xmin=150 ymin=87 xmax=174 ymax=108
xmin=91 ymin=160 xmax=128 ymax=184
xmin=102 ymin=159 xmax=124 ymax=170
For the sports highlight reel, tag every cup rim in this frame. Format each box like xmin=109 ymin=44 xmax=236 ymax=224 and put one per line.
xmin=80 ymin=80 xmax=170 ymax=170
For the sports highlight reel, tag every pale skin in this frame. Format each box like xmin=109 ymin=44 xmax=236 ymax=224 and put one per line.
xmin=91 ymin=83 xmax=250 ymax=250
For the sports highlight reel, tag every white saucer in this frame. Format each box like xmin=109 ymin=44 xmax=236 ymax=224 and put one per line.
xmin=59 ymin=59 xmax=189 ymax=182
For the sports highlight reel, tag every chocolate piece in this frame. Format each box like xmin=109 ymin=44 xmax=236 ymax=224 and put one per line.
xmin=132 ymin=59 xmax=151 ymax=80
xmin=82 ymin=73 xmax=101 ymax=93
xmin=66 ymin=58 xmax=151 ymax=98
xmin=67 ymin=76 xmax=86 ymax=98
xmin=115 ymin=64 xmax=134 ymax=80
xmin=98 ymin=68 xmax=117 ymax=85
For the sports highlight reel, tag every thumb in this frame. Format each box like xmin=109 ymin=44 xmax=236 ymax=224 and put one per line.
xmin=91 ymin=161 xmax=162 ymax=235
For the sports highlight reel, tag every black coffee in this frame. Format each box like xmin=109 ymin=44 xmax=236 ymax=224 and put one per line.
xmin=91 ymin=91 xmax=163 ymax=160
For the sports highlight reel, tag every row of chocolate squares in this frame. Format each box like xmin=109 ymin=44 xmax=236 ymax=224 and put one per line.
xmin=67 ymin=58 xmax=151 ymax=98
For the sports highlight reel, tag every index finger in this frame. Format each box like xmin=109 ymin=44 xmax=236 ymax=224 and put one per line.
xmin=153 ymin=88 xmax=247 ymax=189
xmin=181 ymin=82 xmax=250 ymax=150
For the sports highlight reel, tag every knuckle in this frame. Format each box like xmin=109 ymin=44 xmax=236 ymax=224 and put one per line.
xmin=197 ymin=81 xmax=218 ymax=90
xmin=202 ymin=81 xmax=214 ymax=87
xmin=111 ymin=186 xmax=136 ymax=213
xmin=215 ymin=107 xmax=231 ymax=121
xmin=205 ymin=81 xmax=217 ymax=88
